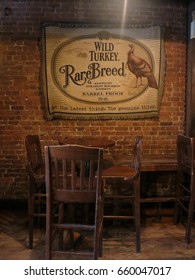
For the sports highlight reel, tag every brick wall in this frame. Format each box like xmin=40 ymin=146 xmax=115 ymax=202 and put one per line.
xmin=0 ymin=0 xmax=187 ymax=198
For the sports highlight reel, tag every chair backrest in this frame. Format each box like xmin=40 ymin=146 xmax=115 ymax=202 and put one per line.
xmin=177 ymin=134 xmax=195 ymax=176
xmin=45 ymin=144 xmax=103 ymax=204
xmin=132 ymin=136 xmax=142 ymax=172
xmin=25 ymin=135 xmax=43 ymax=171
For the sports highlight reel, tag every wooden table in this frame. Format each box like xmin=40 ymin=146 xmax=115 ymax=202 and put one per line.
xmin=140 ymin=155 xmax=177 ymax=203
xmin=141 ymin=156 xmax=177 ymax=172
xmin=140 ymin=155 xmax=177 ymax=221
xmin=59 ymin=136 xmax=115 ymax=149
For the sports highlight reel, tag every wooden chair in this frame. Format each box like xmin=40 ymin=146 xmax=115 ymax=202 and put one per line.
xmin=25 ymin=135 xmax=46 ymax=249
xmin=174 ymin=134 xmax=195 ymax=243
xmin=102 ymin=136 xmax=142 ymax=253
xmin=45 ymin=144 xmax=104 ymax=260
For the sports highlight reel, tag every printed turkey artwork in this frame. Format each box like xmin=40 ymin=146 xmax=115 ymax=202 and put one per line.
xmin=127 ymin=44 xmax=158 ymax=89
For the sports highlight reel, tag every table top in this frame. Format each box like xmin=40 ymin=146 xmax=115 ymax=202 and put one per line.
xmin=59 ymin=136 xmax=115 ymax=149
xmin=141 ymin=155 xmax=177 ymax=171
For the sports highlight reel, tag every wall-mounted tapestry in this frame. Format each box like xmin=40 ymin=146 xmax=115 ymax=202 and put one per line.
xmin=42 ymin=23 xmax=164 ymax=120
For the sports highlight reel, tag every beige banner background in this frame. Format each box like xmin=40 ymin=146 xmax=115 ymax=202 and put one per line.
xmin=42 ymin=24 xmax=164 ymax=120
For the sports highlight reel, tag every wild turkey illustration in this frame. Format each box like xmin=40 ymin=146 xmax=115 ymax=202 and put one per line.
xmin=127 ymin=44 xmax=158 ymax=89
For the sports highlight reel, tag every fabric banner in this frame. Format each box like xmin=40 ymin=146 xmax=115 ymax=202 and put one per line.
xmin=42 ymin=23 xmax=164 ymax=120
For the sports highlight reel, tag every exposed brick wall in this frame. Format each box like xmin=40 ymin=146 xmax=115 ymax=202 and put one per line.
xmin=0 ymin=0 xmax=187 ymax=198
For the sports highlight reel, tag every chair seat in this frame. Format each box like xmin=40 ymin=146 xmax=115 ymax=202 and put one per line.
xmin=102 ymin=136 xmax=142 ymax=254
xmin=102 ymin=165 xmax=136 ymax=180
xmin=175 ymin=134 xmax=195 ymax=244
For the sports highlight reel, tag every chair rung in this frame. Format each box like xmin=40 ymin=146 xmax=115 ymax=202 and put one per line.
xmin=103 ymin=215 xmax=134 ymax=219
xmin=33 ymin=213 xmax=46 ymax=217
xmin=51 ymin=250 xmax=93 ymax=257
xmin=177 ymin=200 xmax=188 ymax=213
xmin=104 ymin=196 xmax=135 ymax=201
xmin=53 ymin=223 xmax=95 ymax=231
xmin=34 ymin=194 xmax=46 ymax=197
xmin=178 ymin=183 xmax=190 ymax=193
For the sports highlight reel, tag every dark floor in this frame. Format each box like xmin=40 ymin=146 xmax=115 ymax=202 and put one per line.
xmin=0 ymin=201 xmax=195 ymax=260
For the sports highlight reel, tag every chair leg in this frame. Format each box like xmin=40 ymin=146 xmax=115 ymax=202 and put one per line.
xmin=174 ymin=180 xmax=195 ymax=243
xmin=36 ymin=195 xmax=42 ymax=228
xmin=58 ymin=202 xmax=64 ymax=250
xmin=134 ymin=179 xmax=140 ymax=253
xmin=155 ymin=202 xmax=162 ymax=223
xmin=174 ymin=200 xmax=180 ymax=224
xmin=174 ymin=180 xmax=182 ymax=224
xmin=185 ymin=193 xmax=195 ymax=244
xmin=28 ymin=189 xmax=34 ymax=249
xmin=98 ymin=203 xmax=104 ymax=258
xmin=99 ymin=228 xmax=103 ymax=258
xmin=94 ymin=221 xmax=102 ymax=260
xmin=45 ymin=201 xmax=52 ymax=260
